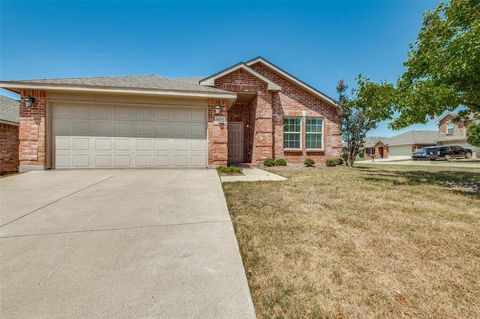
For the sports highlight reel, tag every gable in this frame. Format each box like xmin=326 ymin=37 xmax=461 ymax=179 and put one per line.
xmin=199 ymin=63 xmax=281 ymax=91
xmin=245 ymin=57 xmax=337 ymax=107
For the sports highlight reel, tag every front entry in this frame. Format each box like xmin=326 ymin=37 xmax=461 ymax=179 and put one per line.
xmin=378 ymin=147 xmax=384 ymax=158
xmin=228 ymin=122 xmax=243 ymax=164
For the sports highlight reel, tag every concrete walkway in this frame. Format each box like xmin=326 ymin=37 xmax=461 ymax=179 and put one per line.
xmin=357 ymin=160 xmax=480 ymax=169
xmin=221 ymin=168 xmax=287 ymax=182
xmin=0 ymin=170 xmax=256 ymax=319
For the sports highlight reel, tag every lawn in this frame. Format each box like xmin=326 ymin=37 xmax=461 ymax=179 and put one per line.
xmin=223 ymin=165 xmax=480 ymax=319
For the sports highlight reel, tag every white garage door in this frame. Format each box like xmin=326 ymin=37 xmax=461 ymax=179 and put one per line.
xmin=388 ymin=145 xmax=412 ymax=160
xmin=53 ymin=103 xmax=207 ymax=168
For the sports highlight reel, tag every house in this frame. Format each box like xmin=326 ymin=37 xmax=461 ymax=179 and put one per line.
xmin=362 ymin=136 xmax=387 ymax=159
xmin=364 ymin=131 xmax=438 ymax=160
xmin=436 ymin=112 xmax=479 ymax=157
xmin=0 ymin=57 xmax=341 ymax=171
xmin=0 ymin=95 xmax=20 ymax=174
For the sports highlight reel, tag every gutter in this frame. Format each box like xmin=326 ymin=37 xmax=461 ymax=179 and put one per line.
xmin=0 ymin=82 xmax=238 ymax=100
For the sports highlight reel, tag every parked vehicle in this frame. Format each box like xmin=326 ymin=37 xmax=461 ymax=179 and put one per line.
xmin=412 ymin=146 xmax=473 ymax=161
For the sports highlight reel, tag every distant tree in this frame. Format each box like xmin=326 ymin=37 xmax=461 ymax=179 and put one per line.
xmin=360 ymin=0 xmax=480 ymax=129
xmin=467 ymin=121 xmax=480 ymax=147
xmin=338 ymin=77 xmax=389 ymax=167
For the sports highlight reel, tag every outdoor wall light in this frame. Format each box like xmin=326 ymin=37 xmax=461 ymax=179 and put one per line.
xmin=24 ymin=96 xmax=35 ymax=108
xmin=215 ymin=104 xmax=221 ymax=114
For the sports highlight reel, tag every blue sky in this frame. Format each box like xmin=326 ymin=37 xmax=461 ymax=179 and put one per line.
xmin=0 ymin=0 xmax=440 ymax=137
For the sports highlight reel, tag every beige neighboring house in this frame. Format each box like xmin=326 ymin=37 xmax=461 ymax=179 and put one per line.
xmin=436 ymin=112 xmax=479 ymax=157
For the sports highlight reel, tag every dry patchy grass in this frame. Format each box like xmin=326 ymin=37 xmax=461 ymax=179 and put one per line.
xmin=223 ymin=165 xmax=480 ymax=319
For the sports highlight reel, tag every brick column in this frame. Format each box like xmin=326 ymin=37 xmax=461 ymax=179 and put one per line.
xmin=251 ymin=91 xmax=273 ymax=164
xmin=207 ymin=98 xmax=228 ymax=166
xmin=19 ymin=90 xmax=47 ymax=172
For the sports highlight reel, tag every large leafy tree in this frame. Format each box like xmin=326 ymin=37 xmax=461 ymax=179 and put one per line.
xmin=363 ymin=0 xmax=480 ymax=129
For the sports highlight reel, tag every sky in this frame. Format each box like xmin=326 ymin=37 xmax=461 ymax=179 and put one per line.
xmin=0 ymin=0 xmax=441 ymax=137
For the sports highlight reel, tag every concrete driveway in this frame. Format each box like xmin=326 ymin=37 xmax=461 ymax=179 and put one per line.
xmin=0 ymin=170 xmax=255 ymax=319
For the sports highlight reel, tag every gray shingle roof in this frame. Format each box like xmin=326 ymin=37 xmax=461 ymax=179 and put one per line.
xmin=7 ymin=74 xmax=231 ymax=94
xmin=0 ymin=95 xmax=20 ymax=124
xmin=363 ymin=136 xmax=387 ymax=148
xmin=386 ymin=130 xmax=438 ymax=146
xmin=174 ymin=77 xmax=205 ymax=85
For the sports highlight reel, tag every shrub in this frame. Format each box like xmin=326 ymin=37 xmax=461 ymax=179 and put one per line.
xmin=325 ymin=159 xmax=337 ymax=167
xmin=217 ymin=165 xmax=243 ymax=175
xmin=304 ymin=158 xmax=315 ymax=167
xmin=274 ymin=158 xmax=287 ymax=166
xmin=334 ymin=157 xmax=344 ymax=166
xmin=263 ymin=158 xmax=275 ymax=167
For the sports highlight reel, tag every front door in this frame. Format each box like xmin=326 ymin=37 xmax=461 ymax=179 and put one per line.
xmin=228 ymin=122 xmax=243 ymax=164
xmin=378 ymin=147 xmax=384 ymax=158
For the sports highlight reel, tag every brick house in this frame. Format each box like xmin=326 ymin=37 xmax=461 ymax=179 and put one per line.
xmin=0 ymin=57 xmax=341 ymax=171
xmin=363 ymin=131 xmax=438 ymax=160
xmin=0 ymin=95 xmax=20 ymax=174
xmin=436 ymin=112 xmax=479 ymax=157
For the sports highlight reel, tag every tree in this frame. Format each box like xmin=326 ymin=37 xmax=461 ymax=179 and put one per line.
xmin=361 ymin=0 xmax=480 ymax=129
xmin=338 ymin=77 xmax=387 ymax=167
xmin=467 ymin=121 xmax=480 ymax=147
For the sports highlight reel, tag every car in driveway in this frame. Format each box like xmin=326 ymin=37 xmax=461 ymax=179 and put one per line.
xmin=412 ymin=145 xmax=473 ymax=161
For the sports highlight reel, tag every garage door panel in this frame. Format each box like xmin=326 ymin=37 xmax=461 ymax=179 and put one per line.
xmin=114 ymin=155 xmax=131 ymax=167
xmin=72 ymin=138 xmax=90 ymax=150
xmin=55 ymin=154 xmax=71 ymax=168
xmin=95 ymin=155 xmax=113 ymax=167
xmin=73 ymin=154 xmax=90 ymax=168
xmin=114 ymin=138 xmax=130 ymax=151
xmin=152 ymin=155 xmax=169 ymax=167
xmin=95 ymin=138 xmax=113 ymax=151
xmin=53 ymin=103 xmax=207 ymax=168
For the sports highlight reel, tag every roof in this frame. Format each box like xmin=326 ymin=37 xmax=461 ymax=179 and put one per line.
xmin=385 ymin=130 xmax=438 ymax=146
xmin=363 ymin=136 xmax=387 ymax=148
xmin=0 ymin=74 xmax=237 ymax=99
xmin=245 ymin=57 xmax=337 ymax=107
xmin=199 ymin=63 xmax=281 ymax=91
xmin=436 ymin=135 xmax=468 ymax=142
xmin=0 ymin=95 xmax=20 ymax=125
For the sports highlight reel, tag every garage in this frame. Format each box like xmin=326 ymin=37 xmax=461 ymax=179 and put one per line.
xmin=52 ymin=102 xmax=207 ymax=168
xmin=388 ymin=145 xmax=412 ymax=160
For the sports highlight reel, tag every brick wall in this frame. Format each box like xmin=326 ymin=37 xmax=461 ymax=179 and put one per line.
xmin=438 ymin=114 xmax=469 ymax=137
xmin=0 ymin=123 xmax=19 ymax=174
xmin=207 ymin=98 xmax=228 ymax=165
xmin=250 ymin=62 xmax=342 ymax=164
xmin=19 ymin=90 xmax=47 ymax=170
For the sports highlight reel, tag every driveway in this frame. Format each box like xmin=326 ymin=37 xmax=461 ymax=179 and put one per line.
xmin=0 ymin=170 xmax=255 ymax=319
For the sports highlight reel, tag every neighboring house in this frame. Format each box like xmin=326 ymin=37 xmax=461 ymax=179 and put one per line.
xmin=385 ymin=131 xmax=438 ymax=160
xmin=0 ymin=95 xmax=20 ymax=174
xmin=364 ymin=131 xmax=438 ymax=160
xmin=362 ymin=136 xmax=387 ymax=159
xmin=436 ymin=112 xmax=479 ymax=157
xmin=0 ymin=57 xmax=341 ymax=171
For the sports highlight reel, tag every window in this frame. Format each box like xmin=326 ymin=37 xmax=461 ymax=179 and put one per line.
xmin=446 ymin=122 xmax=454 ymax=135
xmin=306 ymin=117 xmax=323 ymax=149
xmin=284 ymin=117 xmax=301 ymax=149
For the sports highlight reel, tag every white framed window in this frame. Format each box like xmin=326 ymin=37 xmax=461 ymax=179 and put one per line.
xmin=306 ymin=117 xmax=323 ymax=149
xmin=283 ymin=117 xmax=301 ymax=149
xmin=446 ymin=122 xmax=454 ymax=135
